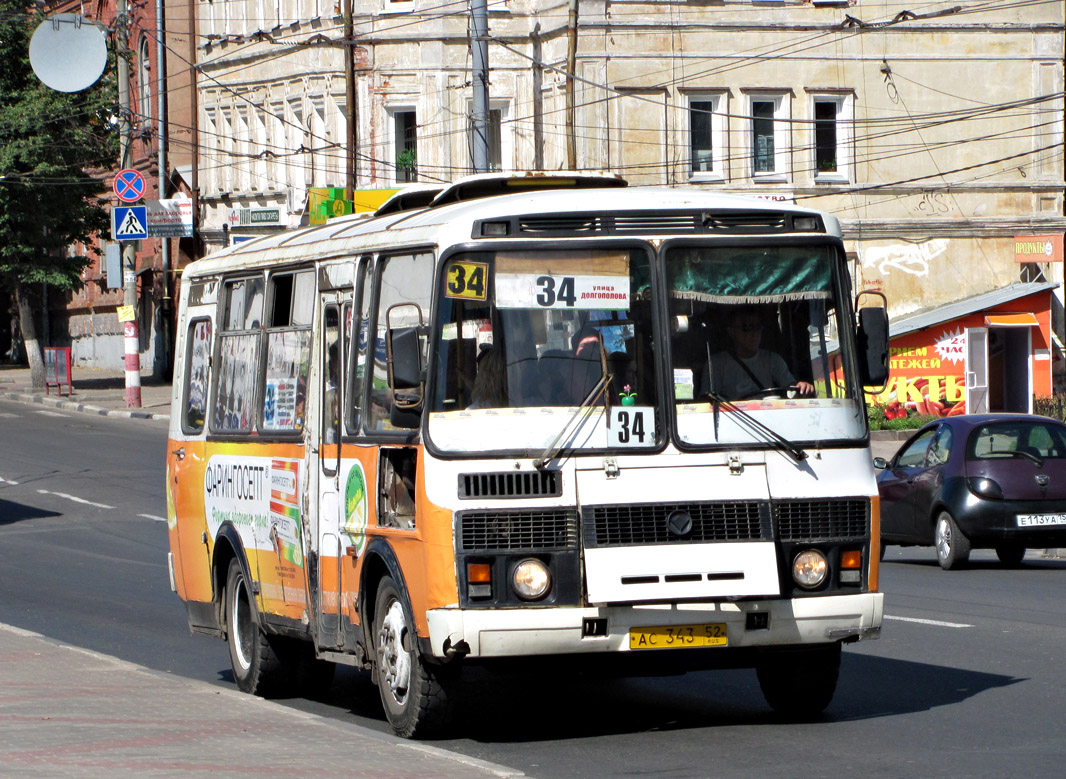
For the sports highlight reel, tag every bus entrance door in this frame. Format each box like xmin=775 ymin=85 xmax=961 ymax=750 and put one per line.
xmin=313 ymin=296 xmax=346 ymax=648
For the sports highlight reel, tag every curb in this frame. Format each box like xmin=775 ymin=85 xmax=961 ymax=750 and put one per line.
xmin=1 ymin=390 xmax=170 ymax=422
xmin=0 ymin=622 xmax=525 ymax=778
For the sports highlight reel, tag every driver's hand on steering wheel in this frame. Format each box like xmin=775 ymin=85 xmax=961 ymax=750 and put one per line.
xmin=795 ymin=380 xmax=816 ymax=397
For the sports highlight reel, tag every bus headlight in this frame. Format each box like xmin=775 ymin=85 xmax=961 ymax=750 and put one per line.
xmin=512 ymin=558 xmax=551 ymax=600
xmin=792 ymin=549 xmax=828 ymax=589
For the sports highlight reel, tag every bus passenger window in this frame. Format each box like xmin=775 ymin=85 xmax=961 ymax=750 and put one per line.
xmin=347 ymin=261 xmax=371 ymax=434
xmin=322 ymin=305 xmax=342 ymax=448
xmin=213 ymin=276 xmax=264 ymax=434
xmin=183 ymin=319 xmax=212 ymax=433
xmin=261 ymin=270 xmax=314 ymax=434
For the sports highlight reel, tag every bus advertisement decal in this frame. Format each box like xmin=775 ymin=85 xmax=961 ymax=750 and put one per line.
xmin=203 ymin=453 xmax=304 ymax=568
xmin=269 ymin=458 xmax=303 ymax=567
xmin=343 ymin=460 xmax=369 ymax=556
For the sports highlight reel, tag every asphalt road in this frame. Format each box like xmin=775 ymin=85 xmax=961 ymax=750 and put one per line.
xmin=1 ymin=398 xmax=1064 ymax=778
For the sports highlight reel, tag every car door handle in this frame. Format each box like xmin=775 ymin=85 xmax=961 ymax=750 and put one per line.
xmin=171 ymin=447 xmax=185 ymax=460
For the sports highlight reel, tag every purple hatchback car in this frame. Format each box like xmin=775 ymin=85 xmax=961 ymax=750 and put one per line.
xmin=874 ymin=414 xmax=1066 ymax=570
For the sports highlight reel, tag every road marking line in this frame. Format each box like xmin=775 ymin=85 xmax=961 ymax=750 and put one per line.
xmin=139 ymin=514 xmax=167 ymax=522
xmin=884 ymin=614 xmax=973 ymax=629
xmin=36 ymin=489 xmax=114 ymax=510
xmin=0 ymin=476 xmax=19 ymax=485
xmin=0 ymin=412 xmax=19 ymax=418
xmin=35 ymin=410 xmax=69 ymax=418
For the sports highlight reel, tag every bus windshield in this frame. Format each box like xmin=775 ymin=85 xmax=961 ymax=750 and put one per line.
xmin=428 ymin=248 xmax=659 ymax=454
xmin=667 ymin=243 xmax=866 ymax=446
xmin=427 ymin=242 xmax=866 ymax=455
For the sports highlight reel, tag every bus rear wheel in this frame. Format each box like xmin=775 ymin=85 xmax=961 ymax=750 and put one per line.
xmin=756 ymin=643 xmax=841 ymax=718
xmin=373 ymin=576 xmax=455 ymax=738
xmin=225 ymin=558 xmax=288 ymax=697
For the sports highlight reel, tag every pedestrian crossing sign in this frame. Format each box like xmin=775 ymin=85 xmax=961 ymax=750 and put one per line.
xmin=112 ymin=205 xmax=148 ymax=241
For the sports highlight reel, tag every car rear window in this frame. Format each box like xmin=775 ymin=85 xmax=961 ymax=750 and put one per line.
xmin=967 ymin=421 xmax=1066 ymax=461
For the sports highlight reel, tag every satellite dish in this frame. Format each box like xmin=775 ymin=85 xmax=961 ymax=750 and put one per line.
xmin=29 ymin=14 xmax=109 ymax=93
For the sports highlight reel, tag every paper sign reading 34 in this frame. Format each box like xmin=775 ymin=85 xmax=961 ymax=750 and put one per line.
xmin=445 ymin=261 xmax=488 ymax=301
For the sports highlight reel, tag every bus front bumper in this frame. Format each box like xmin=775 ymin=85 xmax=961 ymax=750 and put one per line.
xmin=426 ymin=592 xmax=883 ymax=659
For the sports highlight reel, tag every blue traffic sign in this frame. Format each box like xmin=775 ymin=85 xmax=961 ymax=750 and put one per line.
xmin=112 ymin=205 xmax=148 ymax=241
xmin=113 ymin=169 xmax=146 ymax=202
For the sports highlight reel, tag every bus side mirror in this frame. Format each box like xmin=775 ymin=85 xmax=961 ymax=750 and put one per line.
xmin=388 ymin=325 xmax=422 ymax=391
xmin=386 ymin=304 xmax=425 ymax=428
xmin=856 ymin=291 xmax=889 ymax=392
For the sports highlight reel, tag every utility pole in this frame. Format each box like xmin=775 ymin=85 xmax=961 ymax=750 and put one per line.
xmin=532 ymin=23 xmax=543 ymax=170
xmin=470 ymin=0 xmax=489 ymax=173
xmin=116 ymin=0 xmax=141 ymax=407
xmin=344 ymin=0 xmax=358 ymax=196
xmin=156 ymin=0 xmax=171 ymax=379
xmin=187 ymin=0 xmax=200 ymax=265
xmin=566 ymin=0 xmax=579 ymax=170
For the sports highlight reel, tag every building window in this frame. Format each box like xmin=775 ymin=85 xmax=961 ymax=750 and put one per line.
xmin=747 ymin=93 xmax=789 ymax=181
xmin=393 ymin=109 xmax=417 ymax=183
xmin=687 ymin=93 xmax=725 ymax=181
xmin=810 ymin=93 xmax=852 ymax=183
xmin=468 ymin=101 xmax=509 ymax=173
xmin=487 ymin=108 xmax=502 ymax=171
xmin=138 ymin=37 xmax=152 ymax=126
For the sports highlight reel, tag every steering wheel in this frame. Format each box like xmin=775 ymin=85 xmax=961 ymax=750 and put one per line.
xmin=738 ymin=386 xmax=798 ymax=400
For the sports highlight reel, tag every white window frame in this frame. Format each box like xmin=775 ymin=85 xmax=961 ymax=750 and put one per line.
xmin=138 ymin=36 xmax=152 ymax=126
xmin=746 ymin=92 xmax=790 ymax=183
xmin=685 ymin=92 xmax=726 ymax=182
xmin=386 ymin=105 xmax=418 ymax=185
xmin=809 ymin=91 xmax=853 ymax=184
xmin=380 ymin=0 xmax=415 ymax=14
xmin=466 ymin=98 xmax=513 ymax=173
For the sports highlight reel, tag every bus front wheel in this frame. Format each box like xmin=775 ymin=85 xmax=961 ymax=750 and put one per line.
xmin=373 ymin=576 xmax=455 ymax=738
xmin=225 ymin=558 xmax=286 ymax=697
xmin=756 ymin=643 xmax=841 ymax=718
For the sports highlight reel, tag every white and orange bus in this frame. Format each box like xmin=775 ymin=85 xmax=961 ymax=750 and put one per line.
xmin=166 ymin=173 xmax=889 ymax=737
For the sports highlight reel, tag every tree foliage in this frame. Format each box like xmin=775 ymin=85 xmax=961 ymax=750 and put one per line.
xmin=0 ymin=1 xmax=118 ymax=292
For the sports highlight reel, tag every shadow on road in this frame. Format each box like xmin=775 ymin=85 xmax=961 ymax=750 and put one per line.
xmin=0 ymin=498 xmax=63 ymax=525
xmin=272 ymin=650 xmax=1020 ymax=744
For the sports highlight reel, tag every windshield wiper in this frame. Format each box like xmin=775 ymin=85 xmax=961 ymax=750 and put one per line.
xmin=703 ymin=389 xmax=807 ymax=463
xmin=533 ymin=372 xmax=612 ymax=471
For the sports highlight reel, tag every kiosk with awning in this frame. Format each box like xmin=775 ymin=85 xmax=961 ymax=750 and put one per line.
xmin=867 ymin=282 xmax=1058 ymax=415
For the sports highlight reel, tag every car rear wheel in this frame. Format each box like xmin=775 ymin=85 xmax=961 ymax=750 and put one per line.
xmin=934 ymin=511 xmax=970 ymax=570
xmin=995 ymin=544 xmax=1025 ymax=567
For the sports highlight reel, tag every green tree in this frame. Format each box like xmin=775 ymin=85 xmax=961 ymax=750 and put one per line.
xmin=0 ymin=2 xmax=117 ymax=388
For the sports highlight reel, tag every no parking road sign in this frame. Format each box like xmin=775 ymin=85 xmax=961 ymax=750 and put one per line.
xmin=112 ymin=205 xmax=148 ymax=241
xmin=113 ymin=168 xmax=146 ymax=203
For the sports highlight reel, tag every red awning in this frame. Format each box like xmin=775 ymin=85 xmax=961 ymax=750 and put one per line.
xmin=984 ymin=313 xmax=1039 ymax=327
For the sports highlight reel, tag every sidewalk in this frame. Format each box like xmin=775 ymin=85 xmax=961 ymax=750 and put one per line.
xmin=0 ymin=623 xmax=522 ymax=778
xmin=0 ymin=365 xmax=171 ymax=422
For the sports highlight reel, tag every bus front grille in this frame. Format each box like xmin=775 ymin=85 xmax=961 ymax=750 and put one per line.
xmin=583 ymin=498 xmax=870 ymax=547
xmin=458 ymin=509 xmax=578 ymax=552
xmin=458 ymin=470 xmax=562 ymax=499
xmin=773 ymin=498 xmax=869 ymax=541
xmin=584 ymin=501 xmax=772 ymax=547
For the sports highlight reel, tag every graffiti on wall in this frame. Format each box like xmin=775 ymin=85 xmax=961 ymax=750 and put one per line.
xmin=863 ymin=239 xmax=949 ymax=278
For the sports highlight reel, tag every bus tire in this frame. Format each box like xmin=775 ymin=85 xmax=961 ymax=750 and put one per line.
xmin=756 ymin=643 xmax=841 ymax=718
xmin=373 ymin=576 xmax=454 ymax=738
xmin=225 ymin=558 xmax=287 ymax=697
